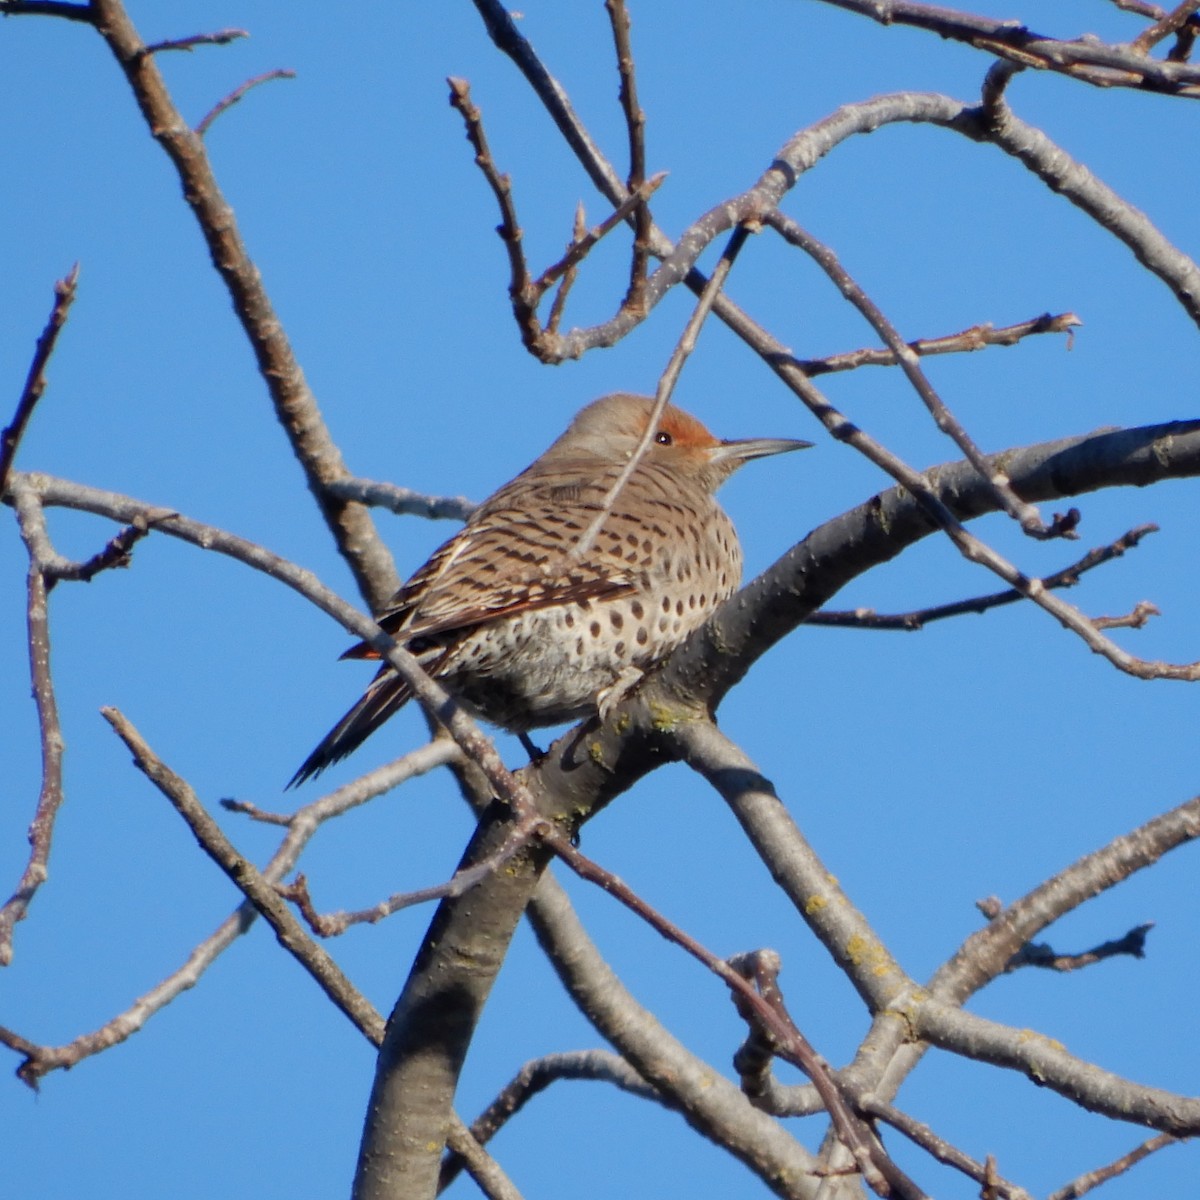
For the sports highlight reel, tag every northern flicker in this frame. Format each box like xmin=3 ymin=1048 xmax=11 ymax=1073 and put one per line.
xmin=289 ymin=393 xmax=810 ymax=786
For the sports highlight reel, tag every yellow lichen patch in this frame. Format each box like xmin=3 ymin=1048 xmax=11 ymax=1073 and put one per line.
xmin=1018 ymin=1028 xmax=1065 ymax=1053
xmin=647 ymin=701 xmax=682 ymax=732
xmin=845 ymin=934 xmax=895 ymax=977
xmin=804 ymin=894 xmax=829 ymax=915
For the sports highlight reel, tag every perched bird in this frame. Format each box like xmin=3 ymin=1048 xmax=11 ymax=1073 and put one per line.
xmin=289 ymin=393 xmax=810 ymax=786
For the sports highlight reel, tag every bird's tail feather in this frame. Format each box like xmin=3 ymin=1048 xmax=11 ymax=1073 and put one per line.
xmin=287 ymin=669 xmax=412 ymax=788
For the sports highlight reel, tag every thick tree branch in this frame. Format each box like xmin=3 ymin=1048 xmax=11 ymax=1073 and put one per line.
xmin=12 ymin=408 xmax=1200 ymax=1185
xmin=523 ymin=874 xmax=823 ymax=1200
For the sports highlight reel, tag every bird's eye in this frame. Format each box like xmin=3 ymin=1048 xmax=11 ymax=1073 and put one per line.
xmin=655 ymin=431 xmax=673 ymax=446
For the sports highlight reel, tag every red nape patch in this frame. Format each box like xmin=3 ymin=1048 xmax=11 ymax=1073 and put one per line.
xmin=657 ymin=407 xmax=718 ymax=449
xmin=340 ymin=643 xmax=380 ymax=661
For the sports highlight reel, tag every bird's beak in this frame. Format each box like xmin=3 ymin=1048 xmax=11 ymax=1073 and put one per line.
xmin=709 ymin=436 xmax=814 ymax=464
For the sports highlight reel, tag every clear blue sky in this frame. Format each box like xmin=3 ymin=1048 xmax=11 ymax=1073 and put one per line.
xmin=3 ymin=3 xmax=1198 ymax=1197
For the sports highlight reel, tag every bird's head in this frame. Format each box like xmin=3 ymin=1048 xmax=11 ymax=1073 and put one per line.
xmin=547 ymin=393 xmax=812 ymax=490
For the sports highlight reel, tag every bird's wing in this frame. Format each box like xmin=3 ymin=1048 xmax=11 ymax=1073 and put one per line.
xmin=342 ymin=476 xmax=636 ymax=660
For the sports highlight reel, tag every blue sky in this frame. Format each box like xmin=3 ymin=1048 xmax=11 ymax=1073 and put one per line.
xmin=3 ymin=3 xmax=1199 ymax=1197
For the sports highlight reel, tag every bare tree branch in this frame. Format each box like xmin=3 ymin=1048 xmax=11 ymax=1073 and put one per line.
xmin=1132 ymin=0 xmax=1200 ymax=52
xmin=0 ymin=264 xmax=79 ymax=495
xmin=604 ymin=0 xmax=652 ymax=312
xmin=937 ymin=798 xmax=1200 ymax=999
xmin=1047 ymin=1132 xmax=1184 ymax=1199
xmin=279 ymin=825 xmax=532 ymax=938
xmin=87 ymin=0 xmax=401 ymax=609
xmin=795 ymin=312 xmax=1080 ymax=378
xmin=856 ymin=1096 xmax=1035 ymax=1200
xmin=532 ymin=173 xmax=666 ymax=296
xmin=806 ymin=525 xmax=1158 ymax=631
xmin=765 ymin=209 xmax=1070 ymax=540
xmin=3 ymin=739 xmax=455 ymax=1085
xmin=981 ymin=90 xmax=1200 ymax=329
xmin=812 ymin=0 xmax=1200 ymax=94
xmin=194 ymin=67 xmax=295 ymax=137
xmin=443 ymin=1118 xmax=526 ymax=1200
xmin=523 ymin=873 xmax=823 ymax=1199
xmin=101 ymin=706 xmax=386 ymax=1042
xmin=541 ymin=831 xmax=923 ymax=1199
xmin=142 ymin=27 xmax=248 ymax=55
xmin=447 ymin=76 xmax=536 ymax=346
xmin=1004 ymin=922 xmax=1154 ymax=972
xmin=0 ymin=0 xmax=93 ymax=19
xmin=324 ymin=477 xmax=476 ymax=522
xmin=0 ymin=489 xmax=66 ymax=965
xmin=440 ymin=1050 xmax=660 ymax=1192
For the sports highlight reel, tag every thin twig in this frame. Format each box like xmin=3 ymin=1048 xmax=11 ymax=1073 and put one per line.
xmin=605 ymin=0 xmax=652 ymax=312
xmin=6 ymin=739 xmax=456 ymax=1084
xmin=1047 ymin=1132 xmax=1183 ymax=1200
xmin=766 ymin=210 xmax=1067 ymax=540
xmin=447 ymin=77 xmax=536 ymax=345
xmin=795 ymin=312 xmax=1080 ymax=377
xmin=444 ymin=1117 xmax=526 ymax=1200
xmin=0 ymin=489 xmax=67 ymax=964
xmin=279 ymin=822 xmax=533 ymax=937
xmin=1093 ymin=599 xmax=1160 ymax=629
xmin=811 ymin=0 xmax=1200 ymax=95
xmin=101 ymin=707 xmax=386 ymax=1042
xmin=1004 ymin=923 xmax=1154 ymax=973
xmin=0 ymin=0 xmax=93 ymax=18
xmin=0 ymin=264 xmax=79 ymax=495
xmin=44 ymin=515 xmax=156 ymax=588
xmin=726 ymin=950 xmax=928 ymax=1197
xmin=805 ymin=525 xmax=1157 ymax=630
xmin=757 ymin=347 xmax=1198 ymax=678
xmin=142 ymin=27 xmax=247 ymax=54
xmin=440 ymin=1050 xmax=658 ymax=1191
xmin=856 ymin=1095 xmax=1034 ymax=1200
xmin=546 ymin=203 xmax=586 ymax=335
xmin=532 ymin=173 xmax=666 ymax=295
xmin=935 ymin=795 xmax=1200 ymax=1014
xmin=219 ymin=798 xmax=293 ymax=825
xmin=471 ymin=1051 xmax=655 ymax=1146
xmin=569 ymin=224 xmax=751 ymax=564
xmin=1132 ymin=0 xmax=1200 ymax=52
xmin=194 ymin=67 xmax=295 ymax=137
xmin=325 ymin=476 xmax=476 ymax=522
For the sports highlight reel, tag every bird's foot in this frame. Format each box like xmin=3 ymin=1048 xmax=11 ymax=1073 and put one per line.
xmin=596 ymin=666 xmax=644 ymax=722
